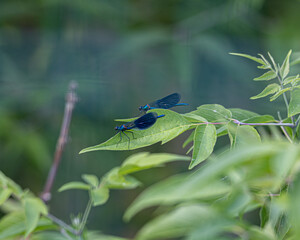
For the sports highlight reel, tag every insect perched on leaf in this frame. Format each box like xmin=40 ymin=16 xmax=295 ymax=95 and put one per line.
xmin=138 ymin=93 xmax=188 ymax=113
xmin=115 ymin=112 xmax=165 ymax=147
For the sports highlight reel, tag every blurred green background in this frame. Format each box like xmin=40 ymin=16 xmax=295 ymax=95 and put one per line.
xmin=1 ymin=0 xmax=300 ymax=237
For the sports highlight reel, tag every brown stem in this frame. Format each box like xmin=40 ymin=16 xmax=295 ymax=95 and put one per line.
xmin=40 ymin=81 xmax=78 ymax=202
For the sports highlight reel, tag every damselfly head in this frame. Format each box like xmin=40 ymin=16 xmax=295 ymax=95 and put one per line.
xmin=138 ymin=106 xmax=144 ymax=111
xmin=114 ymin=126 xmax=119 ymax=130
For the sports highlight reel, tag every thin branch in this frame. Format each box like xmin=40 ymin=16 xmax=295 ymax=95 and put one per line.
xmin=47 ymin=213 xmax=78 ymax=235
xmin=41 ymin=81 xmax=78 ymax=202
xmin=277 ymin=111 xmax=293 ymax=143
xmin=275 ymin=70 xmax=292 ymax=122
xmin=78 ymin=198 xmax=93 ymax=235
xmin=230 ymin=119 xmax=295 ymax=128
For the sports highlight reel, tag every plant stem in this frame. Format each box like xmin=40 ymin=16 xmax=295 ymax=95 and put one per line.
xmin=232 ymin=121 xmax=295 ymax=128
xmin=277 ymin=111 xmax=293 ymax=143
xmin=275 ymin=70 xmax=293 ymax=123
xmin=193 ymin=121 xmax=295 ymax=128
xmin=41 ymin=81 xmax=78 ymax=202
xmin=78 ymin=198 xmax=93 ymax=235
xmin=47 ymin=213 xmax=78 ymax=235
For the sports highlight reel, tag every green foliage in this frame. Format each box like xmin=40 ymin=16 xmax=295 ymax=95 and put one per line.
xmin=231 ymin=50 xmax=300 ymax=119
xmin=288 ymin=88 xmax=300 ymax=117
xmin=80 ymin=109 xmax=191 ymax=152
xmin=2 ymin=50 xmax=300 ymax=239
xmin=23 ymin=198 xmax=48 ymax=238
xmin=0 ymin=172 xmax=51 ymax=239
xmin=190 ymin=124 xmax=216 ymax=169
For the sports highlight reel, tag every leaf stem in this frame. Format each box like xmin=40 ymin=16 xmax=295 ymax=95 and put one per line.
xmin=275 ymin=70 xmax=292 ymax=123
xmin=47 ymin=213 xmax=78 ymax=235
xmin=78 ymin=198 xmax=93 ymax=235
xmin=192 ymin=121 xmax=295 ymax=128
xmin=277 ymin=112 xmax=293 ymax=143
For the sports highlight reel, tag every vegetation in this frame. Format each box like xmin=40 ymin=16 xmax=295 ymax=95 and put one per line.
xmin=1 ymin=51 xmax=300 ymax=239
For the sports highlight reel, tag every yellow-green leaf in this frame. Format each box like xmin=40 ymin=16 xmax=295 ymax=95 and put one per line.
xmin=24 ymin=198 xmax=48 ymax=238
xmin=0 ymin=188 xmax=12 ymax=206
xmin=250 ymin=83 xmax=280 ymax=100
xmin=119 ymin=152 xmax=189 ymax=175
xmin=189 ymin=104 xmax=232 ymax=122
xmin=229 ymin=53 xmax=265 ymax=65
xmin=79 ymin=109 xmax=191 ymax=152
xmin=270 ymin=88 xmax=291 ymax=101
xmin=189 ymin=124 xmax=217 ymax=169
xmin=58 ymin=182 xmax=91 ymax=192
xmin=254 ymin=71 xmax=277 ymax=81
xmin=82 ymin=174 xmax=99 ymax=188
xmin=288 ymin=88 xmax=300 ymax=117
xmin=101 ymin=167 xmax=141 ymax=189
xmin=280 ymin=49 xmax=292 ymax=79
xmin=91 ymin=186 xmax=109 ymax=206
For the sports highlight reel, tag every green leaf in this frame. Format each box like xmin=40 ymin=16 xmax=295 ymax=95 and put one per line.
xmin=0 ymin=171 xmax=23 ymax=197
xmin=135 ymin=204 xmax=234 ymax=240
xmin=58 ymin=182 xmax=91 ymax=192
xmin=291 ymin=56 xmax=300 ymax=66
xmin=260 ymin=205 xmax=269 ymax=228
xmin=189 ymin=104 xmax=232 ymax=122
xmin=223 ymin=186 xmax=252 ymax=216
xmin=280 ymin=50 xmax=292 ymax=79
xmin=0 ymin=211 xmax=53 ymax=240
xmin=229 ymin=53 xmax=265 ymax=65
xmin=186 ymin=145 xmax=194 ymax=154
xmin=114 ymin=117 xmax=138 ymax=122
xmin=267 ymin=52 xmax=278 ymax=72
xmin=258 ymin=54 xmax=272 ymax=68
xmin=270 ymin=88 xmax=291 ymax=101
xmin=236 ymin=125 xmax=261 ymax=146
xmin=243 ymin=115 xmax=276 ymax=123
xmin=124 ymin=174 xmax=231 ymax=221
xmin=91 ymin=187 xmax=109 ymax=206
xmin=288 ymin=88 xmax=300 ymax=117
xmin=250 ymin=83 xmax=280 ymax=99
xmin=0 ymin=211 xmax=26 ymax=239
xmin=229 ymin=108 xmax=259 ymax=121
xmin=189 ymin=124 xmax=216 ymax=169
xmin=283 ymin=75 xmax=299 ymax=85
xmin=216 ymin=125 xmax=228 ymax=137
xmin=101 ymin=167 xmax=141 ymax=189
xmin=82 ymin=174 xmax=99 ymax=188
xmin=227 ymin=122 xmax=238 ymax=148
xmin=24 ymin=198 xmax=48 ymax=238
xmin=182 ymin=131 xmax=195 ymax=148
xmin=0 ymin=199 xmax=23 ymax=213
xmin=182 ymin=113 xmax=207 ymax=123
xmin=272 ymin=144 xmax=299 ymax=180
xmin=0 ymin=188 xmax=12 ymax=205
xmin=119 ymin=152 xmax=190 ymax=175
xmin=31 ymin=232 xmax=69 ymax=240
xmin=125 ymin=141 xmax=292 ymax=221
xmin=288 ymin=174 xmax=300 ymax=237
xmin=247 ymin=226 xmax=276 ymax=240
xmin=79 ymin=109 xmax=191 ymax=152
xmin=253 ymin=71 xmax=277 ymax=81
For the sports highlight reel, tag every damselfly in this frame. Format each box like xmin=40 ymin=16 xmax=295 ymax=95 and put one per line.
xmin=115 ymin=112 xmax=164 ymax=147
xmin=139 ymin=93 xmax=188 ymax=113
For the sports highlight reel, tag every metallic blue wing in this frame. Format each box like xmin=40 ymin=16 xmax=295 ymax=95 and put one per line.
xmin=150 ymin=93 xmax=181 ymax=109
xmin=134 ymin=112 xmax=158 ymax=129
